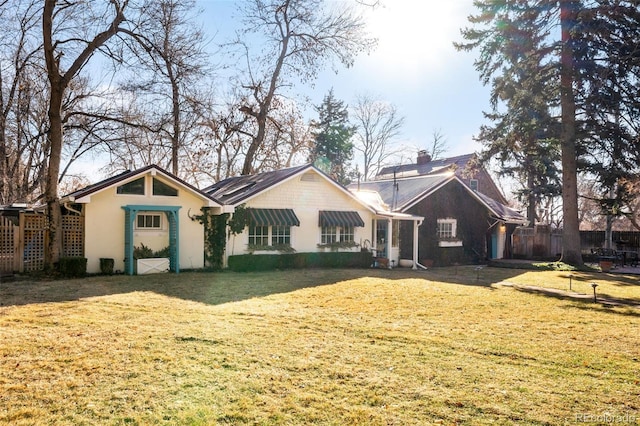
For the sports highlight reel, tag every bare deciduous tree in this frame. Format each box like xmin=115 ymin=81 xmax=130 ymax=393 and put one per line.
xmin=427 ymin=129 xmax=449 ymax=161
xmin=0 ymin=1 xmax=46 ymax=204
xmin=351 ymin=94 xmax=404 ymax=181
xmin=231 ymin=0 xmax=375 ymax=175
xmin=42 ymin=0 xmax=130 ymax=269
xmin=116 ymin=0 xmax=209 ymax=176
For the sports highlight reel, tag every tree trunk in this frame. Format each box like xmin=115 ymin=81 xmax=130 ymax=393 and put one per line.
xmin=559 ymin=0 xmax=583 ymax=266
xmin=0 ymin=117 xmax=6 ymax=204
xmin=44 ymin=83 xmax=64 ymax=269
xmin=41 ymin=0 xmax=127 ymax=270
xmin=171 ymin=79 xmax=180 ymax=175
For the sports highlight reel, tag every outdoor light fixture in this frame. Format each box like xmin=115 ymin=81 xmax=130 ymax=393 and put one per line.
xmin=568 ymin=273 xmax=574 ymax=291
xmin=591 ymin=283 xmax=598 ymax=303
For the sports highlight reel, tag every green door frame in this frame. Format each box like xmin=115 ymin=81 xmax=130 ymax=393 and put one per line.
xmin=122 ymin=205 xmax=181 ymax=275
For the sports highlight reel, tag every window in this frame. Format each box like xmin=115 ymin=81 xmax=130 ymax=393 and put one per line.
xmin=437 ymin=218 xmax=457 ymax=239
xmin=321 ymin=226 xmax=338 ymax=244
xmin=248 ymin=225 xmax=269 ymax=246
xmin=136 ymin=213 xmax=162 ymax=229
xmin=117 ymin=177 xmax=145 ymax=195
xmin=271 ymin=226 xmax=291 ymax=245
xmin=153 ymin=178 xmax=178 ymax=196
xmin=469 ymin=179 xmax=479 ymax=192
xmin=340 ymin=226 xmax=355 ymax=243
xmin=322 ymin=226 xmax=355 ymax=244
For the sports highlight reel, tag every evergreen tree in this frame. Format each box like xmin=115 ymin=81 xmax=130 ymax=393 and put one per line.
xmin=457 ymin=0 xmax=640 ymax=265
xmin=468 ymin=0 xmax=562 ymax=226
xmin=310 ymin=89 xmax=355 ymax=184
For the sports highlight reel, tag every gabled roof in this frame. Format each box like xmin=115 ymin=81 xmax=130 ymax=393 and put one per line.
xmin=377 ymin=153 xmax=476 ymax=179
xmin=473 ymin=191 xmax=528 ymax=224
xmin=62 ymin=164 xmax=223 ymax=207
xmin=349 ymin=173 xmax=456 ymax=212
xmin=350 ymin=173 xmax=526 ymax=225
xmin=202 ymin=163 xmax=424 ymax=221
xmin=204 ymin=164 xmax=347 ymax=207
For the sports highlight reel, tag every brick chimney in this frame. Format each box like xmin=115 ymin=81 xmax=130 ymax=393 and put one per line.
xmin=417 ymin=150 xmax=432 ymax=165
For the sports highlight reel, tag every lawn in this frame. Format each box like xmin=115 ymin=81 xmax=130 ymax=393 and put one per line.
xmin=1 ymin=266 xmax=639 ymax=425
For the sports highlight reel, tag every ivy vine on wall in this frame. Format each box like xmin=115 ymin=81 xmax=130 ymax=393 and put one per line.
xmin=191 ymin=204 xmax=249 ymax=270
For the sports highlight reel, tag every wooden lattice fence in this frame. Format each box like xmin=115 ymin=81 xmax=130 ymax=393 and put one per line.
xmin=62 ymin=215 xmax=84 ymax=257
xmin=21 ymin=213 xmax=47 ymax=272
xmin=0 ymin=216 xmax=19 ymax=274
xmin=0 ymin=212 xmax=84 ymax=273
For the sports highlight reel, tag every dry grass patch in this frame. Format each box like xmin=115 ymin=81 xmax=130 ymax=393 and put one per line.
xmin=1 ymin=267 xmax=639 ymax=425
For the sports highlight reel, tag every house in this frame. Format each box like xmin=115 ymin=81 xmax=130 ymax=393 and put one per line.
xmin=61 ymin=165 xmax=228 ymax=275
xmin=377 ymin=151 xmax=508 ymax=205
xmin=349 ymin=170 xmax=527 ymax=266
xmin=203 ymin=164 xmax=424 ymax=268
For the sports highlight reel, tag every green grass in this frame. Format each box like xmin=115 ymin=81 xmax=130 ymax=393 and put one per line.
xmin=1 ymin=266 xmax=639 ymax=425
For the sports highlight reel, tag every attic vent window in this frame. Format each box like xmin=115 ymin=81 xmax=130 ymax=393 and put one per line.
xmin=470 ymin=179 xmax=479 ymax=192
xmin=117 ymin=177 xmax=145 ymax=195
xmin=153 ymin=178 xmax=178 ymax=196
xmin=300 ymin=172 xmax=320 ymax=182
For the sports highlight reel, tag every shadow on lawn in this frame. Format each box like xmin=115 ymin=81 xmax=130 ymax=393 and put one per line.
xmin=3 ymin=265 xmax=637 ymax=311
xmin=0 ymin=266 xmax=524 ymax=308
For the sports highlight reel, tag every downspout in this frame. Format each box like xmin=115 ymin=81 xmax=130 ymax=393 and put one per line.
xmin=412 ymin=218 xmax=424 ymax=270
xmin=63 ymin=201 xmax=83 ymax=216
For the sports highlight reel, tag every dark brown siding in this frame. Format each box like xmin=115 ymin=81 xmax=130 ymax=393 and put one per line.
xmin=456 ymin=168 xmax=507 ymax=205
xmin=400 ymin=180 xmax=491 ymax=266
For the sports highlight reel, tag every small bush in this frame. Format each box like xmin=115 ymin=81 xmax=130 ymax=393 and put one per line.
xmin=58 ymin=257 xmax=87 ymax=278
xmin=228 ymin=252 xmax=373 ymax=272
xmin=133 ymin=243 xmax=169 ymax=259
xmin=99 ymin=258 xmax=114 ymax=275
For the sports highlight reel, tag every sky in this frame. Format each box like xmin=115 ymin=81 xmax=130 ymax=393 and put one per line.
xmin=70 ymin=1 xmax=491 ymax=182
xmin=199 ymin=0 xmax=491 ymax=162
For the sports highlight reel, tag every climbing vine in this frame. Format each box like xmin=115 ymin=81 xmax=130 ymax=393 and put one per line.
xmin=191 ymin=204 xmax=249 ymax=270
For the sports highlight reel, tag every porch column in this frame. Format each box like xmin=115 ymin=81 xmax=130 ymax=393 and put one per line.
xmin=413 ymin=219 xmax=421 ymax=270
xmin=386 ymin=218 xmax=392 ymax=268
xmin=372 ymin=219 xmax=378 ymax=257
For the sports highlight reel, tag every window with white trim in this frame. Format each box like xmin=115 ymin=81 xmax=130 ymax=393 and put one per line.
xmin=321 ymin=225 xmax=338 ymax=244
xmin=340 ymin=226 xmax=355 ymax=243
xmin=117 ymin=177 xmax=145 ymax=195
xmin=271 ymin=225 xmax=291 ymax=245
xmin=248 ymin=225 xmax=269 ymax=246
xmin=437 ymin=218 xmax=457 ymax=239
xmin=136 ymin=213 xmax=162 ymax=229
xmin=153 ymin=178 xmax=178 ymax=196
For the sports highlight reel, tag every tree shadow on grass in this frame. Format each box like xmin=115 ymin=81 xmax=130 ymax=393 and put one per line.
xmin=511 ymin=285 xmax=640 ymax=317
xmin=0 ymin=266 xmax=523 ymax=308
xmin=2 ymin=265 xmax=636 ymax=310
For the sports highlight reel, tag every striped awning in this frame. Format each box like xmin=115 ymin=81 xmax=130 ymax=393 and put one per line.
xmin=318 ymin=210 xmax=365 ymax=227
xmin=248 ymin=208 xmax=300 ymax=226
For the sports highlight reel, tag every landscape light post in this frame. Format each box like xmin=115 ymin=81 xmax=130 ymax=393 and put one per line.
xmin=591 ymin=283 xmax=598 ymax=303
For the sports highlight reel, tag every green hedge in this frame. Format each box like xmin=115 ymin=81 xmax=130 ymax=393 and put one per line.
xmin=228 ymin=251 xmax=373 ymax=272
xmin=58 ymin=257 xmax=87 ymax=278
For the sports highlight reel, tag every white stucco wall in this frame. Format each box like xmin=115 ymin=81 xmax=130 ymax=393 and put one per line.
xmin=80 ymin=173 xmax=207 ymax=274
xmin=226 ymin=170 xmax=374 ymax=260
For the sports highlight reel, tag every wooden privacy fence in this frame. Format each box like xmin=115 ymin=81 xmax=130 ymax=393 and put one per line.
xmin=0 ymin=213 xmax=84 ymax=274
xmin=512 ymin=226 xmax=563 ymax=259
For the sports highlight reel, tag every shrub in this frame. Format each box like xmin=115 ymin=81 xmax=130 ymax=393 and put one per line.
xmin=58 ymin=257 xmax=87 ymax=278
xmin=228 ymin=251 xmax=373 ymax=272
xmin=99 ymin=258 xmax=114 ymax=275
xmin=133 ymin=243 xmax=169 ymax=259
